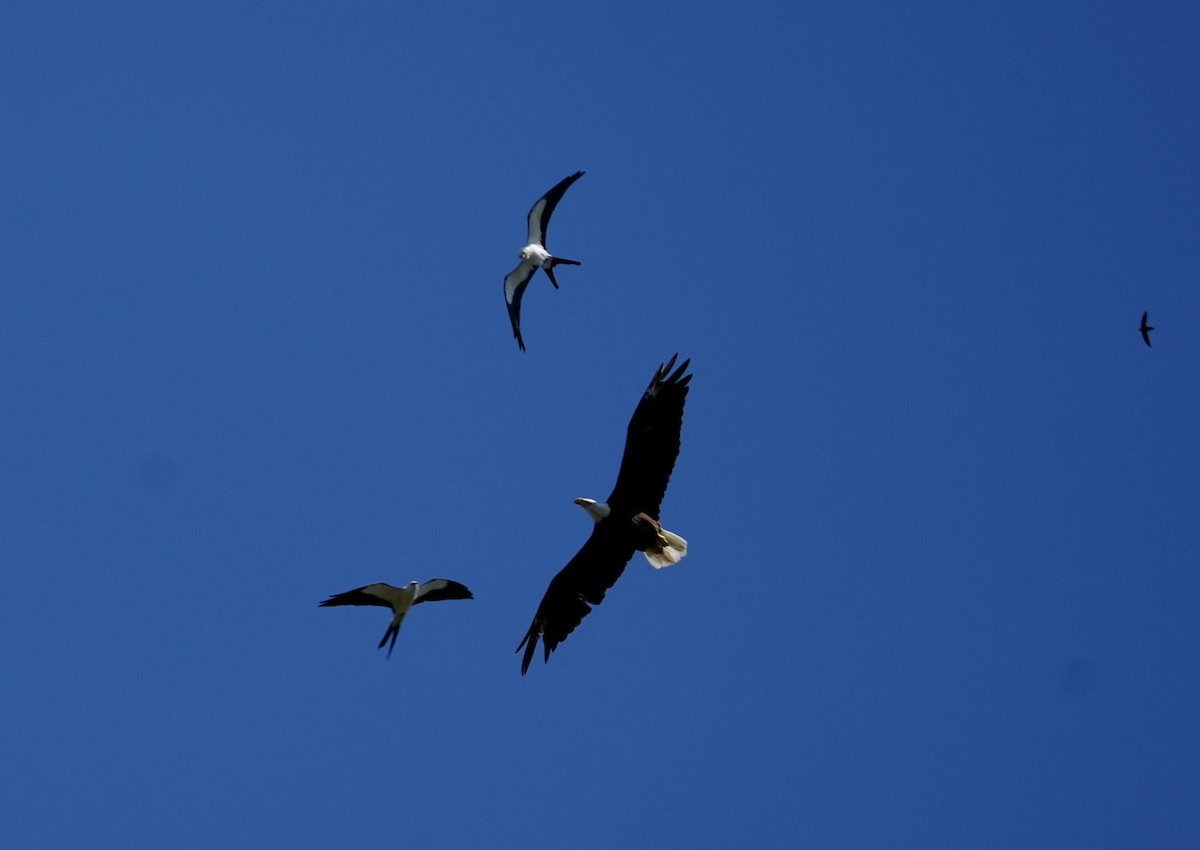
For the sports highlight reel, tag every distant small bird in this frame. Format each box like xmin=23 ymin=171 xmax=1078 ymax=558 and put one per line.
xmin=518 ymin=355 xmax=692 ymax=674
xmin=503 ymin=171 xmax=585 ymax=351
xmin=319 ymin=579 xmax=473 ymax=657
xmin=1140 ymin=311 xmax=1154 ymax=347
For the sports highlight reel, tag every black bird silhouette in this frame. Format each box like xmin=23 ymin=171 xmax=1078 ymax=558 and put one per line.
xmin=517 ymin=355 xmax=692 ymax=674
xmin=1140 ymin=312 xmax=1154 ymax=347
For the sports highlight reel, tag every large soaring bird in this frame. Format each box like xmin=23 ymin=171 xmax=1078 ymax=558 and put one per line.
xmin=320 ymin=579 xmax=473 ymax=657
xmin=503 ymin=171 xmax=585 ymax=351
xmin=518 ymin=355 xmax=691 ymax=674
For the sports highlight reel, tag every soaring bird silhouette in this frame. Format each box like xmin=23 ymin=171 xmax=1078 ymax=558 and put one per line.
xmin=320 ymin=579 xmax=473 ymax=657
xmin=503 ymin=171 xmax=585 ymax=351
xmin=1140 ymin=311 xmax=1154 ymax=347
xmin=518 ymin=355 xmax=692 ymax=674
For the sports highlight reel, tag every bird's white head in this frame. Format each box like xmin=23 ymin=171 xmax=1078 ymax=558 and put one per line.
xmin=574 ymin=497 xmax=611 ymax=523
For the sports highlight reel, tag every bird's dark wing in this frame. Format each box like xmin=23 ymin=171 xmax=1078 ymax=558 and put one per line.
xmin=1142 ymin=328 xmax=1152 ymax=347
xmin=526 ymin=170 xmax=584 ymax=248
xmin=604 ymin=355 xmax=692 ymax=520
xmin=503 ymin=262 xmax=537 ymax=351
xmin=1142 ymin=311 xmax=1149 ymax=327
xmin=517 ymin=523 xmax=637 ymax=674
xmin=414 ymin=578 xmax=474 ymax=604
xmin=318 ymin=583 xmax=398 ymax=609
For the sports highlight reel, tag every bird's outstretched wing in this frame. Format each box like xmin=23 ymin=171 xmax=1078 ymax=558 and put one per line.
xmin=414 ymin=578 xmax=474 ymax=604
xmin=318 ymin=583 xmax=399 ymax=609
xmin=517 ymin=524 xmax=637 ymax=674
xmin=605 ymin=355 xmax=692 ymax=520
xmin=526 ymin=170 xmax=584 ymax=248
xmin=503 ymin=262 xmax=537 ymax=351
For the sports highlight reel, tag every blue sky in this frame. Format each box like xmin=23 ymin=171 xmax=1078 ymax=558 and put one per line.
xmin=3 ymin=1 xmax=1199 ymax=847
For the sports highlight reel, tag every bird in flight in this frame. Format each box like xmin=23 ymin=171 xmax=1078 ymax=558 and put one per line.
xmin=1140 ymin=311 xmax=1154 ymax=347
xmin=320 ymin=579 xmax=473 ymax=657
xmin=503 ymin=171 xmax=585 ymax=351
xmin=518 ymin=355 xmax=692 ymax=674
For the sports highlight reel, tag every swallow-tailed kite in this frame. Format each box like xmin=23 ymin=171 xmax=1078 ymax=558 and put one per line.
xmin=504 ymin=171 xmax=585 ymax=351
xmin=320 ymin=579 xmax=473 ymax=657
xmin=518 ymin=355 xmax=691 ymax=674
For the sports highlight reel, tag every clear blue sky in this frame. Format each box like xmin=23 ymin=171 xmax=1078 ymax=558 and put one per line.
xmin=3 ymin=2 xmax=1199 ymax=847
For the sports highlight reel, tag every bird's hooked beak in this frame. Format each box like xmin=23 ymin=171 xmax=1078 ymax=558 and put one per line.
xmin=574 ymin=497 xmax=610 ymax=523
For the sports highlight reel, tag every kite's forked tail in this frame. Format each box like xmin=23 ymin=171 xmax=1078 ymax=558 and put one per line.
xmin=544 ymin=257 xmax=580 ymax=290
xmin=377 ymin=611 xmax=407 ymax=658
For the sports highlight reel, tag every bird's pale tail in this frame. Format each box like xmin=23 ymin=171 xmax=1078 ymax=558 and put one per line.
xmin=644 ymin=527 xmax=688 ymax=569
